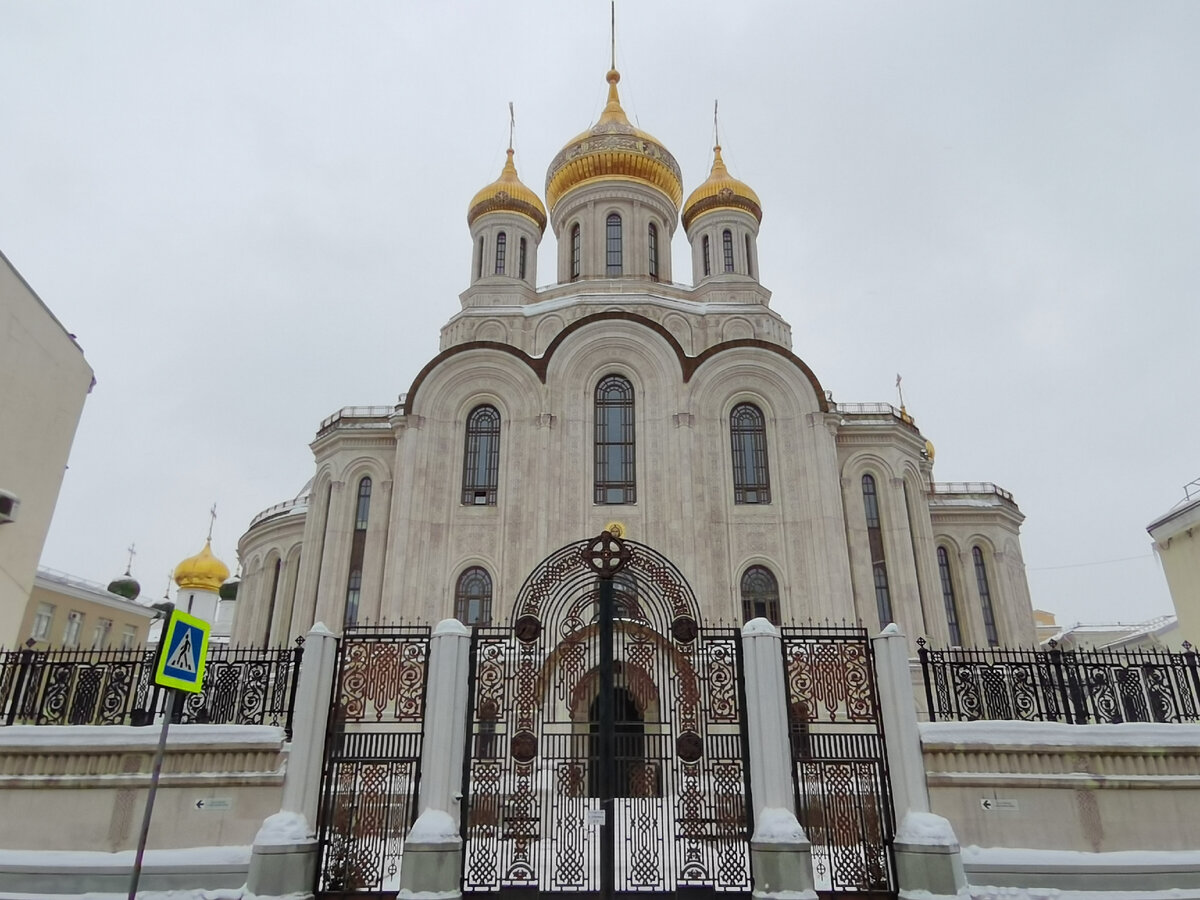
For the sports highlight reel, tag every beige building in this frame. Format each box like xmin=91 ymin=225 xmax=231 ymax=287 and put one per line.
xmin=233 ymin=64 xmax=1036 ymax=651
xmin=19 ymin=567 xmax=155 ymax=649
xmin=0 ymin=250 xmax=94 ymax=649
xmin=1148 ymin=479 xmax=1200 ymax=646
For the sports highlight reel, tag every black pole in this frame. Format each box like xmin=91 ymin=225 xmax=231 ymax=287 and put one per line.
xmin=128 ymin=689 xmax=180 ymax=899
xmin=598 ymin=575 xmax=615 ymax=900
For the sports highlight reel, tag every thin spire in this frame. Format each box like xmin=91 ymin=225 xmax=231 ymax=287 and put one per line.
xmin=895 ymin=373 xmax=906 ymax=413
xmin=508 ymin=101 xmax=515 ymax=153
xmin=125 ymin=542 xmax=136 ymax=576
xmin=714 ymin=99 xmax=720 ymax=148
xmin=610 ymin=1 xmax=616 ymax=71
xmin=207 ymin=502 xmax=217 ymax=542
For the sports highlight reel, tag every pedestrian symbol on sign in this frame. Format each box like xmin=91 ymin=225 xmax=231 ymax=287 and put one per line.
xmin=154 ymin=610 xmax=210 ymax=693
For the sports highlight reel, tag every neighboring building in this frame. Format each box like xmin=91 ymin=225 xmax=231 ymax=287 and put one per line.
xmin=1047 ymin=614 xmax=1181 ymax=651
xmin=1034 ymin=608 xmax=1060 ymax=643
xmin=19 ymin=567 xmax=155 ymax=649
xmin=1148 ymin=479 xmax=1200 ymax=646
xmin=0 ymin=250 xmax=94 ymax=649
xmin=232 ymin=63 xmax=1036 ymax=651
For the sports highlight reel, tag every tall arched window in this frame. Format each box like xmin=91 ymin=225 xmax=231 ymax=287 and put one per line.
xmin=745 ymin=234 xmax=754 ymax=278
xmin=741 ymin=565 xmax=780 ymax=624
xmin=344 ymin=476 xmax=371 ymax=627
xmin=455 ymin=566 xmax=492 ymax=625
xmin=518 ymin=237 xmax=527 ymax=279
xmin=494 ymin=231 xmax=506 ymax=275
xmin=730 ymin=403 xmax=770 ymax=504
xmin=462 ymin=404 xmax=501 ymax=505
xmin=702 ymin=235 xmax=711 ymax=276
xmin=594 ymin=375 xmax=635 ymax=504
xmin=937 ymin=547 xmax=963 ymax=646
xmin=263 ymin=558 xmax=282 ymax=646
xmin=648 ymin=223 xmax=659 ymax=281
xmin=606 ymin=213 xmax=622 ymax=276
xmin=476 ymin=236 xmax=484 ymax=280
xmin=973 ymin=546 xmax=999 ymax=646
xmin=571 ymin=224 xmax=581 ymax=281
xmin=723 ymin=229 xmax=735 ymax=272
xmin=862 ymin=474 xmax=893 ymax=627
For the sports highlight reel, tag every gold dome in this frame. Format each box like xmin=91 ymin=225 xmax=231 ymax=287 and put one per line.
xmin=173 ymin=540 xmax=231 ymax=593
xmin=467 ymin=149 xmax=547 ymax=234
xmin=924 ymin=439 xmax=936 ymax=462
xmin=545 ymin=69 xmax=683 ymax=213
xmin=682 ymin=145 xmax=762 ymax=232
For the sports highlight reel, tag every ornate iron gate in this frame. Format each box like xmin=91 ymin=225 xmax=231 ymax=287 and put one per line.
xmin=461 ymin=532 xmax=753 ymax=899
xmin=317 ymin=626 xmax=432 ymax=897
xmin=781 ymin=627 xmax=896 ymax=899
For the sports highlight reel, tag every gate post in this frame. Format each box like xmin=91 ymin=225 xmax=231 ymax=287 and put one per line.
xmin=872 ymin=624 xmax=967 ymax=896
xmin=741 ymin=618 xmax=817 ymax=898
xmin=399 ymin=618 xmax=471 ymax=900
xmin=246 ymin=622 xmax=338 ymax=898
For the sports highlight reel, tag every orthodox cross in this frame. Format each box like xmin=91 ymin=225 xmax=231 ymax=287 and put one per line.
xmin=207 ymin=503 xmax=217 ymax=542
xmin=125 ymin=543 xmax=136 ymax=575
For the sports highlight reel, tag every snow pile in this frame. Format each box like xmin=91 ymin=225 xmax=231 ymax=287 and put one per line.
xmin=0 ymin=724 xmax=285 ymax=749
xmin=752 ymin=807 xmax=806 ymax=844
xmin=253 ymin=810 xmax=311 ymax=845
xmin=0 ymin=846 xmax=250 ymax=867
xmin=396 ymin=891 xmax=462 ymax=900
xmin=407 ymin=808 xmax=459 ymax=843
xmin=895 ymin=811 xmax=959 ymax=847
xmin=920 ymin=720 xmax=1200 ymax=750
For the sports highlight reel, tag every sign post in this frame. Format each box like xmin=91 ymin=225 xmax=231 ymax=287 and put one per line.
xmin=127 ymin=610 xmax=210 ymax=900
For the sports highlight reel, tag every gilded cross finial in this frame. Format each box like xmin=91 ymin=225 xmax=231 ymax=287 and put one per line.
xmin=714 ymin=99 xmax=720 ymax=148
xmin=508 ymin=101 xmax=515 ymax=153
xmin=207 ymin=503 xmax=217 ymax=542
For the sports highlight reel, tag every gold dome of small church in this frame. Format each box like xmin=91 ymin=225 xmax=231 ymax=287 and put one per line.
xmin=173 ymin=540 xmax=231 ymax=593
xmin=467 ymin=149 xmax=547 ymax=234
xmin=682 ymin=145 xmax=762 ymax=231
xmin=545 ymin=67 xmax=683 ymax=213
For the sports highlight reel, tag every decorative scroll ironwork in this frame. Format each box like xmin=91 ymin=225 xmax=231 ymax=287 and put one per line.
xmin=317 ymin=625 xmax=431 ymax=895
xmin=781 ymin=627 xmax=896 ymax=898
xmin=0 ymin=641 xmax=303 ymax=736
xmin=917 ymin=639 xmax=1200 ymax=725
xmin=461 ymin=537 xmax=753 ymax=899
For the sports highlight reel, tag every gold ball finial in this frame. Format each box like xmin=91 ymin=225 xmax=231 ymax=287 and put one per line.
xmin=604 ymin=521 xmax=626 ymax=539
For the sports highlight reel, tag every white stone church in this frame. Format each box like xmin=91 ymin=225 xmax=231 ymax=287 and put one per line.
xmin=231 ymin=62 xmax=1034 ymax=651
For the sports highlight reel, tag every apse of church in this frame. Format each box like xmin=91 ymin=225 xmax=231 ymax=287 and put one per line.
xmin=231 ymin=61 xmax=1034 ymax=652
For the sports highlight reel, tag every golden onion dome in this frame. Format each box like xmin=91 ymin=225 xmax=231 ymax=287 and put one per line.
xmin=545 ymin=68 xmax=683 ymax=214
xmin=924 ymin=439 xmax=936 ymax=462
xmin=467 ymin=149 xmax=547 ymax=234
xmin=682 ymin=145 xmax=762 ymax=232
xmin=173 ymin=540 xmax=231 ymax=594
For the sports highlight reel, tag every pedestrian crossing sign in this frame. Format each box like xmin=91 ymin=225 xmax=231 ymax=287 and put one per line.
xmin=155 ymin=610 xmax=210 ymax=692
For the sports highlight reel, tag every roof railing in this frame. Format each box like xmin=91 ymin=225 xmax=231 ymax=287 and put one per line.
xmin=248 ymin=496 xmax=310 ymax=530
xmin=929 ymin=481 xmax=1015 ymax=503
xmin=316 ymin=405 xmax=396 ymax=437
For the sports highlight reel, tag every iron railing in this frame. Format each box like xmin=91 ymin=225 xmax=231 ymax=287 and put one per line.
xmin=0 ymin=640 xmax=304 ymax=738
xmin=929 ymin=481 xmax=1015 ymax=503
xmin=918 ymin=638 xmax=1200 ymax=725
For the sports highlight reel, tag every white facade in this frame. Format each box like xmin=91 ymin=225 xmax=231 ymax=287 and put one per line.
xmin=233 ymin=67 xmax=1035 ymax=652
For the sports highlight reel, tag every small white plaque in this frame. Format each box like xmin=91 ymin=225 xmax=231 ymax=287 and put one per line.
xmin=980 ymin=798 xmax=1018 ymax=811
xmin=585 ymin=809 xmax=606 ymax=827
xmin=195 ymin=797 xmax=233 ymax=811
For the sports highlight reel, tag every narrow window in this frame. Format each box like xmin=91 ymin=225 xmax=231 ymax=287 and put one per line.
xmin=476 ymin=236 xmax=484 ymax=280
xmin=494 ymin=231 xmax=506 ymax=275
xmin=571 ymin=224 xmax=581 ymax=281
xmin=862 ymin=474 xmax=893 ymax=627
xmin=745 ymin=235 xmax=754 ymax=278
xmin=31 ymin=602 xmax=55 ymax=640
xmin=594 ymin=375 xmax=636 ymax=504
xmin=518 ymin=237 xmax=527 ymax=280
xmin=63 ymin=610 xmax=84 ymax=647
xmin=723 ymin=229 xmax=735 ymax=272
xmin=462 ymin=404 xmax=501 ymax=505
xmin=648 ymin=223 xmax=659 ymax=281
xmin=740 ymin=565 xmax=780 ymax=624
xmin=263 ymin=557 xmax=282 ymax=645
xmin=455 ymin=566 xmax=493 ymax=625
xmin=344 ymin=476 xmax=371 ymax=627
xmin=937 ymin=547 xmax=963 ymax=646
xmin=702 ymin=235 xmax=711 ymax=276
xmin=973 ymin=546 xmax=999 ymax=646
xmin=606 ymin=213 xmax=622 ymax=276
xmin=730 ymin=403 xmax=770 ymax=503
xmin=120 ymin=624 xmax=137 ymax=649
xmin=91 ymin=618 xmax=113 ymax=650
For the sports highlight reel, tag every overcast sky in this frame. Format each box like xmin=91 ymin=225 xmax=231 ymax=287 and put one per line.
xmin=3 ymin=2 xmax=1197 ymax=634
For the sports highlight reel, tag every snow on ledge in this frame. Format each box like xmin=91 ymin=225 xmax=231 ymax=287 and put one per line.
xmin=408 ymin=808 xmax=460 ymax=843
xmin=752 ymin=807 xmax=806 ymax=843
xmin=920 ymin=720 xmax=1200 ymax=750
xmin=964 ymin=845 xmax=1200 ymax=868
xmin=254 ymin=810 xmax=312 ymax=845
xmin=0 ymin=723 xmax=286 ymax=750
xmin=895 ymin=811 xmax=959 ymax=847
xmin=0 ymin=845 xmax=251 ymax=869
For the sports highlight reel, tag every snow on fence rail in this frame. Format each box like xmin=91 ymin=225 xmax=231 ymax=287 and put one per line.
xmin=0 ymin=639 xmax=304 ymax=738
xmin=917 ymin=638 xmax=1200 ymax=725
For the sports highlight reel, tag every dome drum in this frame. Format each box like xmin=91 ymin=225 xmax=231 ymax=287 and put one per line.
xmin=551 ymin=181 xmax=677 ymax=284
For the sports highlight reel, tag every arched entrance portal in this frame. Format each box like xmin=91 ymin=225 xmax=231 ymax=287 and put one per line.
xmin=461 ymin=532 xmax=753 ymax=899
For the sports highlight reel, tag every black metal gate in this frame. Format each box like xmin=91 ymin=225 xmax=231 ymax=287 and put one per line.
xmin=461 ymin=532 xmax=753 ymax=899
xmin=317 ymin=626 xmax=432 ymax=897
xmin=781 ymin=627 xmax=896 ymax=899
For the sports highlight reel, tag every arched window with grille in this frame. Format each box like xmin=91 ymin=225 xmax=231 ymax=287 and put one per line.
xmin=741 ymin=565 xmax=780 ymax=624
xmin=518 ymin=237 xmax=527 ymax=280
xmin=494 ymin=232 xmax=506 ymax=275
xmin=594 ymin=375 xmax=635 ymax=504
xmin=973 ymin=546 xmax=999 ymax=646
xmin=730 ymin=403 xmax=770 ymax=504
xmin=937 ymin=547 xmax=963 ymax=646
xmin=571 ymin=224 xmax=581 ymax=281
xmin=648 ymin=223 xmax=659 ymax=281
xmin=606 ymin=214 xmax=622 ymax=276
xmin=862 ymin=474 xmax=893 ymax=627
xmin=344 ymin=476 xmax=372 ymax=627
xmin=723 ymin=229 xmax=735 ymax=272
xmin=455 ymin=566 xmax=493 ymax=625
xmin=702 ymin=235 xmax=711 ymax=276
xmin=462 ymin=405 xmax=500 ymax=505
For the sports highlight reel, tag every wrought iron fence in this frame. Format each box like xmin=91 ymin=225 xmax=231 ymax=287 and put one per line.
xmin=918 ymin=638 xmax=1200 ymax=725
xmin=0 ymin=640 xmax=304 ymax=737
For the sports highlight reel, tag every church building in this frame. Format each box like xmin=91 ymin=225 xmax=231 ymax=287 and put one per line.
xmin=231 ymin=62 xmax=1034 ymax=651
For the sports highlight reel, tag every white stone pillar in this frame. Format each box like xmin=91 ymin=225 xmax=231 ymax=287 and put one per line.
xmin=741 ymin=618 xmax=816 ymax=899
xmin=872 ymin=623 xmax=966 ymax=896
xmin=399 ymin=618 xmax=472 ymax=899
xmin=246 ymin=622 xmax=338 ymax=899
